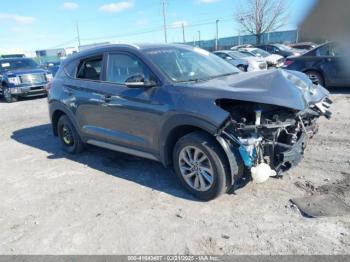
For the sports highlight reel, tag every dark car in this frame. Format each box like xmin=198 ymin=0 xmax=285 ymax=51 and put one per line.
xmin=256 ymin=44 xmax=304 ymax=57
xmin=48 ymin=44 xmax=331 ymax=200
xmin=284 ymin=42 xmax=350 ymax=87
xmin=213 ymin=51 xmax=249 ymax=71
xmin=41 ymin=61 xmax=61 ymax=76
xmin=0 ymin=58 xmax=53 ymax=102
xmin=289 ymin=42 xmax=317 ymax=51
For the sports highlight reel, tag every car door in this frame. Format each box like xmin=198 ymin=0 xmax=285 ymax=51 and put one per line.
xmin=91 ymin=52 xmax=165 ymax=154
xmin=61 ymin=54 xmax=110 ymax=140
xmin=316 ymin=43 xmax=350 ymax=86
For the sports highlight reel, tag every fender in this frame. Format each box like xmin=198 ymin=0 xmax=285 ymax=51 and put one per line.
xmin=49 ymin=100 xmax=85 ymax=140
xmin=158 ymin=114 xmax=220 ymax=166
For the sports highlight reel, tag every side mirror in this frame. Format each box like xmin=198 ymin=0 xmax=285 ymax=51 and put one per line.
xmin=125 ymin=74 xmax=156 ymax=88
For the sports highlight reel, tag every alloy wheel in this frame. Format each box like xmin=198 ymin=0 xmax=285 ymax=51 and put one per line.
xmin=178 ymin=146 xmax=214 ymax=191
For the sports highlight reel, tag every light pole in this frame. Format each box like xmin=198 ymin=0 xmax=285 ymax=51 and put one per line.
xmin=215 ymin=19 xmax=219 ymax=50
xmin=162 ymin=0 xmax=168 ymax=43
xmin=182 ymin=23 xmax=186 ymax=43
xmin=76 ymin=21 xmax=81 ymax=48
xmin=197 ymin=30 xmax=201 ymax=47
xmin=238 ymin=17 xmax=244 ymax=46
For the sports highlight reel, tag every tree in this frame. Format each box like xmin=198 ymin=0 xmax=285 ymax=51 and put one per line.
xmin=236 ymin=0 xmax=289 ymax=44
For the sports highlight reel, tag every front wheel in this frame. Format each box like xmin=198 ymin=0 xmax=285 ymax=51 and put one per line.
xmin=2 ymin=86 xmax=17 ymax=103
xmin=237 ymin=65 xmax=247 ymax=72
xmin=173 ymin=131 xmax=230 ymax=201
xmin=305 ymin=70 xmax=324 ymax=86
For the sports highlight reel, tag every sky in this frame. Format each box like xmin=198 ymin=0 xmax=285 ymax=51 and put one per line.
xmin=0 ymin=0 xmax=317 ymax=51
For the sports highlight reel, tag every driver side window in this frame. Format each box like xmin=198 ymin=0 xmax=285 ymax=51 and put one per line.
xmin=107 ymin=53 xmax=153 ymax=85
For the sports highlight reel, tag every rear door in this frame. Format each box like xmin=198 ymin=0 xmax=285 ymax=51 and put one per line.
xmin=61 ymin=54 xmax=109 ymax=140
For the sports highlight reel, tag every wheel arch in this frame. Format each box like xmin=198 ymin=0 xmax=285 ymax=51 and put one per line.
xmin=303 ymin=68 xmax=326 ymax=86
xmin=159 ymin=115 xmax=219 ymax=167
xmin=50 ymin=101 xmax=81 ymax=137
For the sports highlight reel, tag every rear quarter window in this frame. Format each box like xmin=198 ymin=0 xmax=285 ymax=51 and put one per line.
xmin=64 ymin=60 xmax=79 ymax=78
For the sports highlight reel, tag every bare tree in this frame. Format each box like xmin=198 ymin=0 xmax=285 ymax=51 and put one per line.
xmin=236 ymin=0 xmax=289 ymax=44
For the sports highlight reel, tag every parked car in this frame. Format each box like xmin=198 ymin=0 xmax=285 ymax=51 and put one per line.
xmin=238 ymin=47 xmax=284 ymax=68
xmin=230 ymin=44 xmax=254 ymax=50
xmin=213 ymin=51 xmax=249 ymax=71
xmin=214 ymin=50 xmax=267 ymax=71
xmin=48 ymin=44 xmax=331 ymax=200
xmin=289 ymin=42 xmax=317 ymax=51
xmin=284 ymin=42 xmax=350 ymax=87
xmin=0 ymin=58 xmax=53 ymax=102
xmin=256 ymin=44 xmax=304 ymax=57
xmin=41 ymin=61 xmax=61 ymax=76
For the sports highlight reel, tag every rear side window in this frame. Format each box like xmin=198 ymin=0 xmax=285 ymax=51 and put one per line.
xmin=77 ymin=56 xmax=103 ymax=80
xmin=317 ymin=43 xmax=342 ymax=57
xmin=64 ymin=60 xmax=78 ymax=77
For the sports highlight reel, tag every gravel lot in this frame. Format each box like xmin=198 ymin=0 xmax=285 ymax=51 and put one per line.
xmin=0 ymin=90 xmax=350 ymax=255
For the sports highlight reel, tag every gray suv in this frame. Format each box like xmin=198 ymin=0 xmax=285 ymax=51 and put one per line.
xmin=48 ymin=44 xmax=331 ymax=200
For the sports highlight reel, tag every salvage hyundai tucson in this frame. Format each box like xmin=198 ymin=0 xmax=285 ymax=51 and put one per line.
xmin=47 ymin=44 xmax=332 ymax=200
xmin=0 ymin=57 xmax=53 ymax=102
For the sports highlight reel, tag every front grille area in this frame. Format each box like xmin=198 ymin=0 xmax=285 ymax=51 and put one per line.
xmin=19 ymin=74 xmax=46 ymax=85
xmin=30 ymin=86 xmax=44 ymax=91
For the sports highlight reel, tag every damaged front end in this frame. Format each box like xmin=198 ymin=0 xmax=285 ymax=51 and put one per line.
xmin=215 ymin=87 xmax=332 ymax=184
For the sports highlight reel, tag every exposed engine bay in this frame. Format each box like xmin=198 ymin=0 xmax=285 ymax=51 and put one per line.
xmin=216 ymin=94 xmax=332 ymax=183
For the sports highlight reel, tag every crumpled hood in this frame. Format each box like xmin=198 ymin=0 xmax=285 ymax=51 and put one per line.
xmin=186 ymin=69 xmax=329 ymax=111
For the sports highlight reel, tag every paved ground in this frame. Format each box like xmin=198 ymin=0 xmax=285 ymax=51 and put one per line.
xmin=0 ymin=89 xmax=350 ymax=255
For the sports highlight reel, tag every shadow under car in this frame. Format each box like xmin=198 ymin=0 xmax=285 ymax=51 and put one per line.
xmin=11 ymin=123 xmax=200 ymax=201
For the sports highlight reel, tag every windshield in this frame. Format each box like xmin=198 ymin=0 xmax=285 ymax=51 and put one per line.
xmin=0 ymin=58 xmax=39 ymax=71
xmin=250 ymin=49 xmax=270 ymax=57
xmin=274 ymin=44 xmax=292 ymax=51
xmin=145 ymin=47 xmax=240 ymax=82
xmin=228 ymin=51 xmax=250 ymax=59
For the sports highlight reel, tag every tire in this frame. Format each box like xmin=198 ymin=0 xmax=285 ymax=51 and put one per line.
xmin=57 ymin=115 xmax=84 ymax=154
xmin=305 ymin=70 xmax=324 ymax=87
xmin=173 ymin=131 xmax=230 ymax=201
xmin=237 ymin=65 xmax=247 ymax=72
xmin=2 ymin=86 xmax=17 ymax=103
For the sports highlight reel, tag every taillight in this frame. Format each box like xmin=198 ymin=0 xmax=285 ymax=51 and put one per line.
xmin=284 ymin=60 xmax=294 ymax=67
xmin=44 ymin=81 xmax=52 ymax=92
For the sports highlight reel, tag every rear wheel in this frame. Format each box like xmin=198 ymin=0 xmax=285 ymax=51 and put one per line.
xmin=305 ymin=70 xmax=324 ymax=86
xmin=57 ymin=115 xmax=84 ymax=154
xmin=173 ymin=131 xmax=230 ymax=201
